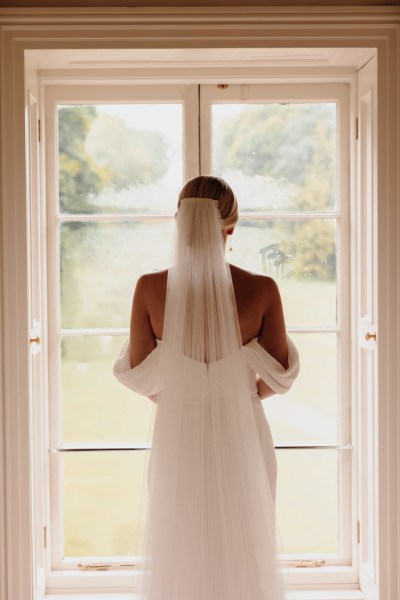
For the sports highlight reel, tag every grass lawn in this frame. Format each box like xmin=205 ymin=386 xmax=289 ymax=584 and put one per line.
xmin=60 ymin=227 xmax=340 ymax=558
xmin=62 ymin=319 xmax=339 ymax=557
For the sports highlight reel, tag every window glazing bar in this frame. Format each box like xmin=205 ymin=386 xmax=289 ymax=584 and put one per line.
xmin=59 ymin=325 xmax=339 ymax=336
xmin=49 ymin=443 xmax=353 ymax=453
xmin=60 ymin=327 xmax=129 ymax=336
xmin=56 ymin=210 xmax=339 ymax=222
xmin=57 ymin=213 xmax=175 ymax=222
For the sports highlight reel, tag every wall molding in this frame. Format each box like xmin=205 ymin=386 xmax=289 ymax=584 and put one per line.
xmin=0 ymin=6 xmax=400 ymax=26
xmin=0 ymin=0 xmax=398 ymax=8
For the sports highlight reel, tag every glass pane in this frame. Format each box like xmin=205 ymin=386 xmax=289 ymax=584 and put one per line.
xmin=213 ymin=103 xmax=336 ymax=212
xmin=60 ymin=220 xmax=174 ymax=329
xmin=62 ymin=449 xmax=338 ymax=558
xmin=61 ymin=335 xmax=154 ymax=444
xmin=58 ymin=104 xmax=182 ymax=215
xmin=276 ymin=450 xmax=338 ymax=554
xmin=62 ymin=451 xmax=149 ymax=557
xmin=264 ymin=333 xmax=338 ymax=442
xmin=229 ymin=219 xmax=337 ymax=326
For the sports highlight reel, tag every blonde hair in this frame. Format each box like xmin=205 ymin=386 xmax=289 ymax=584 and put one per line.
xmin=178 ymin=176 xmax=238 ymax=230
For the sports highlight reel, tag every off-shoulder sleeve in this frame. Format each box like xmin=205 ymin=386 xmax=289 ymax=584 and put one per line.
xmin=240 ymin=335 xmax=300 ymax=395
xmin=113 ymin=337 xmax=163 ymax=400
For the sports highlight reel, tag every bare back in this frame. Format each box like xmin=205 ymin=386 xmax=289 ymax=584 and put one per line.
xmin=130 ymin=263 xmax=289 ymax=372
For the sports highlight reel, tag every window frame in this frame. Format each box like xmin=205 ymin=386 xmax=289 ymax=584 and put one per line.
xmin=43 ymin=78 xmax=354 ymax=591
xmin=200 ymin=82 xmax=352 ymax=568
xmin=44 ymin=83 xmax=199 ymax=578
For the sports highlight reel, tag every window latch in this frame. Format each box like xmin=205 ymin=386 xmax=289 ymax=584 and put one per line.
xmin=77 ymin=562 xmax=141 ymax=571
xmin=280 ymin=559 xmax=326 ymax=568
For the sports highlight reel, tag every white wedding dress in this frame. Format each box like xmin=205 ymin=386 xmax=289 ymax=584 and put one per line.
xmin=113 ymin=197 xmax=300 ymax=599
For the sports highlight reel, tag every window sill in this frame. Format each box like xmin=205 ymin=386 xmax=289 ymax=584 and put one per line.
xmin=44 ymin=591 xmax=365 ymax=600
xmin=286 ymin=592 xmax=365 ymax=600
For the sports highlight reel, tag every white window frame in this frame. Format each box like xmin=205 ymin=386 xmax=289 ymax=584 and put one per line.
xmin=44 ymin=83 xmax=199 ymax=581
xmin=1 ymin=9 xmax=399 ymax=600
xmin=42 ymin=76 xmax=354 ymax=592
xmin=200 ymin=81 xmax=352 ymax=568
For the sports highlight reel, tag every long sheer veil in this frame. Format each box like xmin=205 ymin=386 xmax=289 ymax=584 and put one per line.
xmin=135 ymin=197 xmax=289 ymax=599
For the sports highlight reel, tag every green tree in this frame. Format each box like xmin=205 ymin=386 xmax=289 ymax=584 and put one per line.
xmin=58 ymin=106 xmax=104 ymax=214
xmin=278 ymin=221 xmax=336 ymax=281
xmin=216 ymin=103 xmax=336 ymax=280
xmin=85 ymin=113 xmax=168 ymax=191
xmin=215 ymin=103 xmax=335 ymax=188
xmin=58 ymin=106 xmax=169 ymax=338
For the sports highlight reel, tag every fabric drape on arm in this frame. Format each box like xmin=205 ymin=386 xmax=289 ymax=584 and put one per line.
xmin=113 ymin=337 xmax=162 ymax=401
xmin=241 ymin=335 xmax=300 ymax=395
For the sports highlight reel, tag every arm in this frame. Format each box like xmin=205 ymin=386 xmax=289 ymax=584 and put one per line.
xmin=129 ymin=275 xmax=157 ymax=369
xmin=256 ymin=377 xmax=275 ymax=400
xmin=257 ymin=277 xmax=289 ymax=400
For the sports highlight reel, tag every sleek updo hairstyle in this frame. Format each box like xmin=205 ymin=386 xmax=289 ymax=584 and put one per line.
xmin=178 ymin=175 xmax=238 ymax=231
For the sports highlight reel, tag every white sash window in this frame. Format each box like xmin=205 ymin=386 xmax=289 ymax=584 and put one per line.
xmin=41 ymin=78 xmax=354 ymax=591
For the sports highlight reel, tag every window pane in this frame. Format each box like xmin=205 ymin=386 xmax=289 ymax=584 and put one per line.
xmin=60 ymin=220 xmax=174 ymax=329
xmin=212 ymin=103 xmax=336 ymax=212
xmin=62 ymin=451 xmax=149 ymax=557
xmin=61 ymin=335 xmax=154 ymax=444
xmin=58 ymin=104 xmax=182 ymax=215
xmin=230 ymin=219 xmax=337 ymax=326
xmin=62 ymin=449 xmax=339 ymax=559
xmin=276 ymin=450 xmax=338 ymax=554
xmin=265 ymin=333 xmax=338 ymax=443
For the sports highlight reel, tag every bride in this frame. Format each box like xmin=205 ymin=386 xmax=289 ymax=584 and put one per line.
xmin=114 ymin=175 xmax=300 ymax=599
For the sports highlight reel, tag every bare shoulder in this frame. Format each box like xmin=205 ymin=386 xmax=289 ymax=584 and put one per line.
xmin=229 ymin=262 xmax=276 ymax=286
xmin=229 ymin=263 xmax=281 ymax=309
xmin=228 ymin=264 xmax=285 ymax=344
xmin=136 ymin=268 xmax=168 ymax=285
xmin=130 ymin=269 xmax=168 ymax=360
xmin=134 ymin=269 xmax=168 ymax=298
